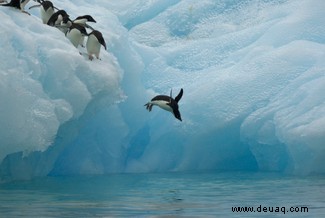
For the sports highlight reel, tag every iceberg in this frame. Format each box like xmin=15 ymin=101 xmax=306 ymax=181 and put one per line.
xmin=0 ymin=0 xmax=324 ymax=181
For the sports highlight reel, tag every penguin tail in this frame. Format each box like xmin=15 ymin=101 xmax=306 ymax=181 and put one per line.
xmin=144 ymin=103 xmax=153 ymax=112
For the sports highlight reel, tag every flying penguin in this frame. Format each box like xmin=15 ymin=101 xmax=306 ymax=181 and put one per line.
xmin=1 ymin=0 xmax=31 ymax=14
xmin=86 ymin=30 xmax=106 ymax=60
xmin=29 ymin=0 xmax=58 ymax=24
xmin=144 ymin=88 xmax=183 ymax=121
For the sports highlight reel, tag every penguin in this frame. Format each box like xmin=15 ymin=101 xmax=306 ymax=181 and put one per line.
xmin=66 ymin=15 xmax=96 ymax=47
xmin=73 ymin=15 xmax=96 ymax=30
xmin=86 ymin=30 xmax=106 ymax=60
xmin=144 ymin=88 xmax=183 ymax=121
xmin=58 ymin=15 xmax=73 ymax=34
xmin=47 ymin=9 xmax=71 ymax=33
xmin=1 ymin=0 xmax=21 ymax=10
xmin=29 ymin=0 xmax=57 ymax=24
xmin=66 ymin=23 xmax=87 ymax=48
xmin=1 ymin=0 xmax=31 ymax=14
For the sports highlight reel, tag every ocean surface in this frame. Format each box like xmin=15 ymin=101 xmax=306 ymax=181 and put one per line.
xmin=0 ymin=172 xmax=324 ymax=217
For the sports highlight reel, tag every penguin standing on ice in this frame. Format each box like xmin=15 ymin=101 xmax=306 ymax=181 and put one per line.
xmin=1 ymin=0 xmax=31 ymax=14
xmin=66 ymin=23 xmax=87 ymax=48
xmin=29 ymin=0 xmax=57 ymax=24
xmin=86 ymin=30 xmax=106 ymax=60
xmin=144 ymin=88 xmax=183 ymax=121
xmin=68 ymin=15 xmax=96 ymax=47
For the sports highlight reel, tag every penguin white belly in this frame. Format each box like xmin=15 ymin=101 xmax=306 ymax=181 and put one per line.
xmin=86 ymin=34 xmax=100 ymax=56
xmin=20 ymin=0 xmax=30 ymax=10
xmin=41 ymin=8 xmax=54 ymax=24
xmin=73 ymin=19 xmax=87 ymax=26
xmin=67 ymin=29 xmax=82 ymax=48
xmin=55 ymin=15 xmax=63 ymax=26
xmin=79 ymin=35 xmax=85 ymax=47
xmin=151 ymin=100 xmax=173 ymax=112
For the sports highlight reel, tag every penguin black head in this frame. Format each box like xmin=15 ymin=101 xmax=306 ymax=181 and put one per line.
xmin=29 ymin=0 xmax=55 ymax=11
xmin=42 ymin=1 xmax=55 ymax=11
xmin=62 ymin=14 xmax=72 ymax=25
xmin=75 ymin=15 xmax=96 ymax=23
xmin=58 ymin=10 xmax=69 ymax=18
xmin=47 ymin=10 xmax=69 ymax=26
xmin=1 ymin=0 xmax=31 ymax=14
xmin=171 ymin=104 xmax=182 ymax=121
xmin=1 ymin=0 xmax=21 ymax=10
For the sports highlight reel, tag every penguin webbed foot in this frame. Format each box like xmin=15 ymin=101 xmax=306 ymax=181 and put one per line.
xmin=144 ymin=103 xmax=153 ymax=112
xmin=88 ymin=56 xmax=101 ymax=61
xmin=95 ymin=55 xmax=101 ymax=60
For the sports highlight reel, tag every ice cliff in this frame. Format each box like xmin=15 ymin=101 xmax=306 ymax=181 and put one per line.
xmin=0 ymin=0 xmax=324 ymax=181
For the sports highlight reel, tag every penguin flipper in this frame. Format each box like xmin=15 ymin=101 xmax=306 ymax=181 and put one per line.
xmin=29 ymin=4 xmax=41 ymax=10
xmin=92 ymin=30 xmax=107 ymax=50
xmin=85 ymin=23 xmax=95 ymax=31
xmin=175 ymin=88 xmax=183 ymax=103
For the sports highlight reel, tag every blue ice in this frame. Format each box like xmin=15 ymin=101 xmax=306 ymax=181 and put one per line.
xmin=0 ymin=0 xmax=324 ymax=182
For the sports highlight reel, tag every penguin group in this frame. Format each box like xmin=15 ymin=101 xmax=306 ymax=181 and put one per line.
xmin=1 ymin=0 xmax=106 ymax=60
xmin=1 ymin=0 xmax=184 ymax=121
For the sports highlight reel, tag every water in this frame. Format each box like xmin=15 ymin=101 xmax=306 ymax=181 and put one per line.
xmin=0 ymin=172 xmax=324 ymax=217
